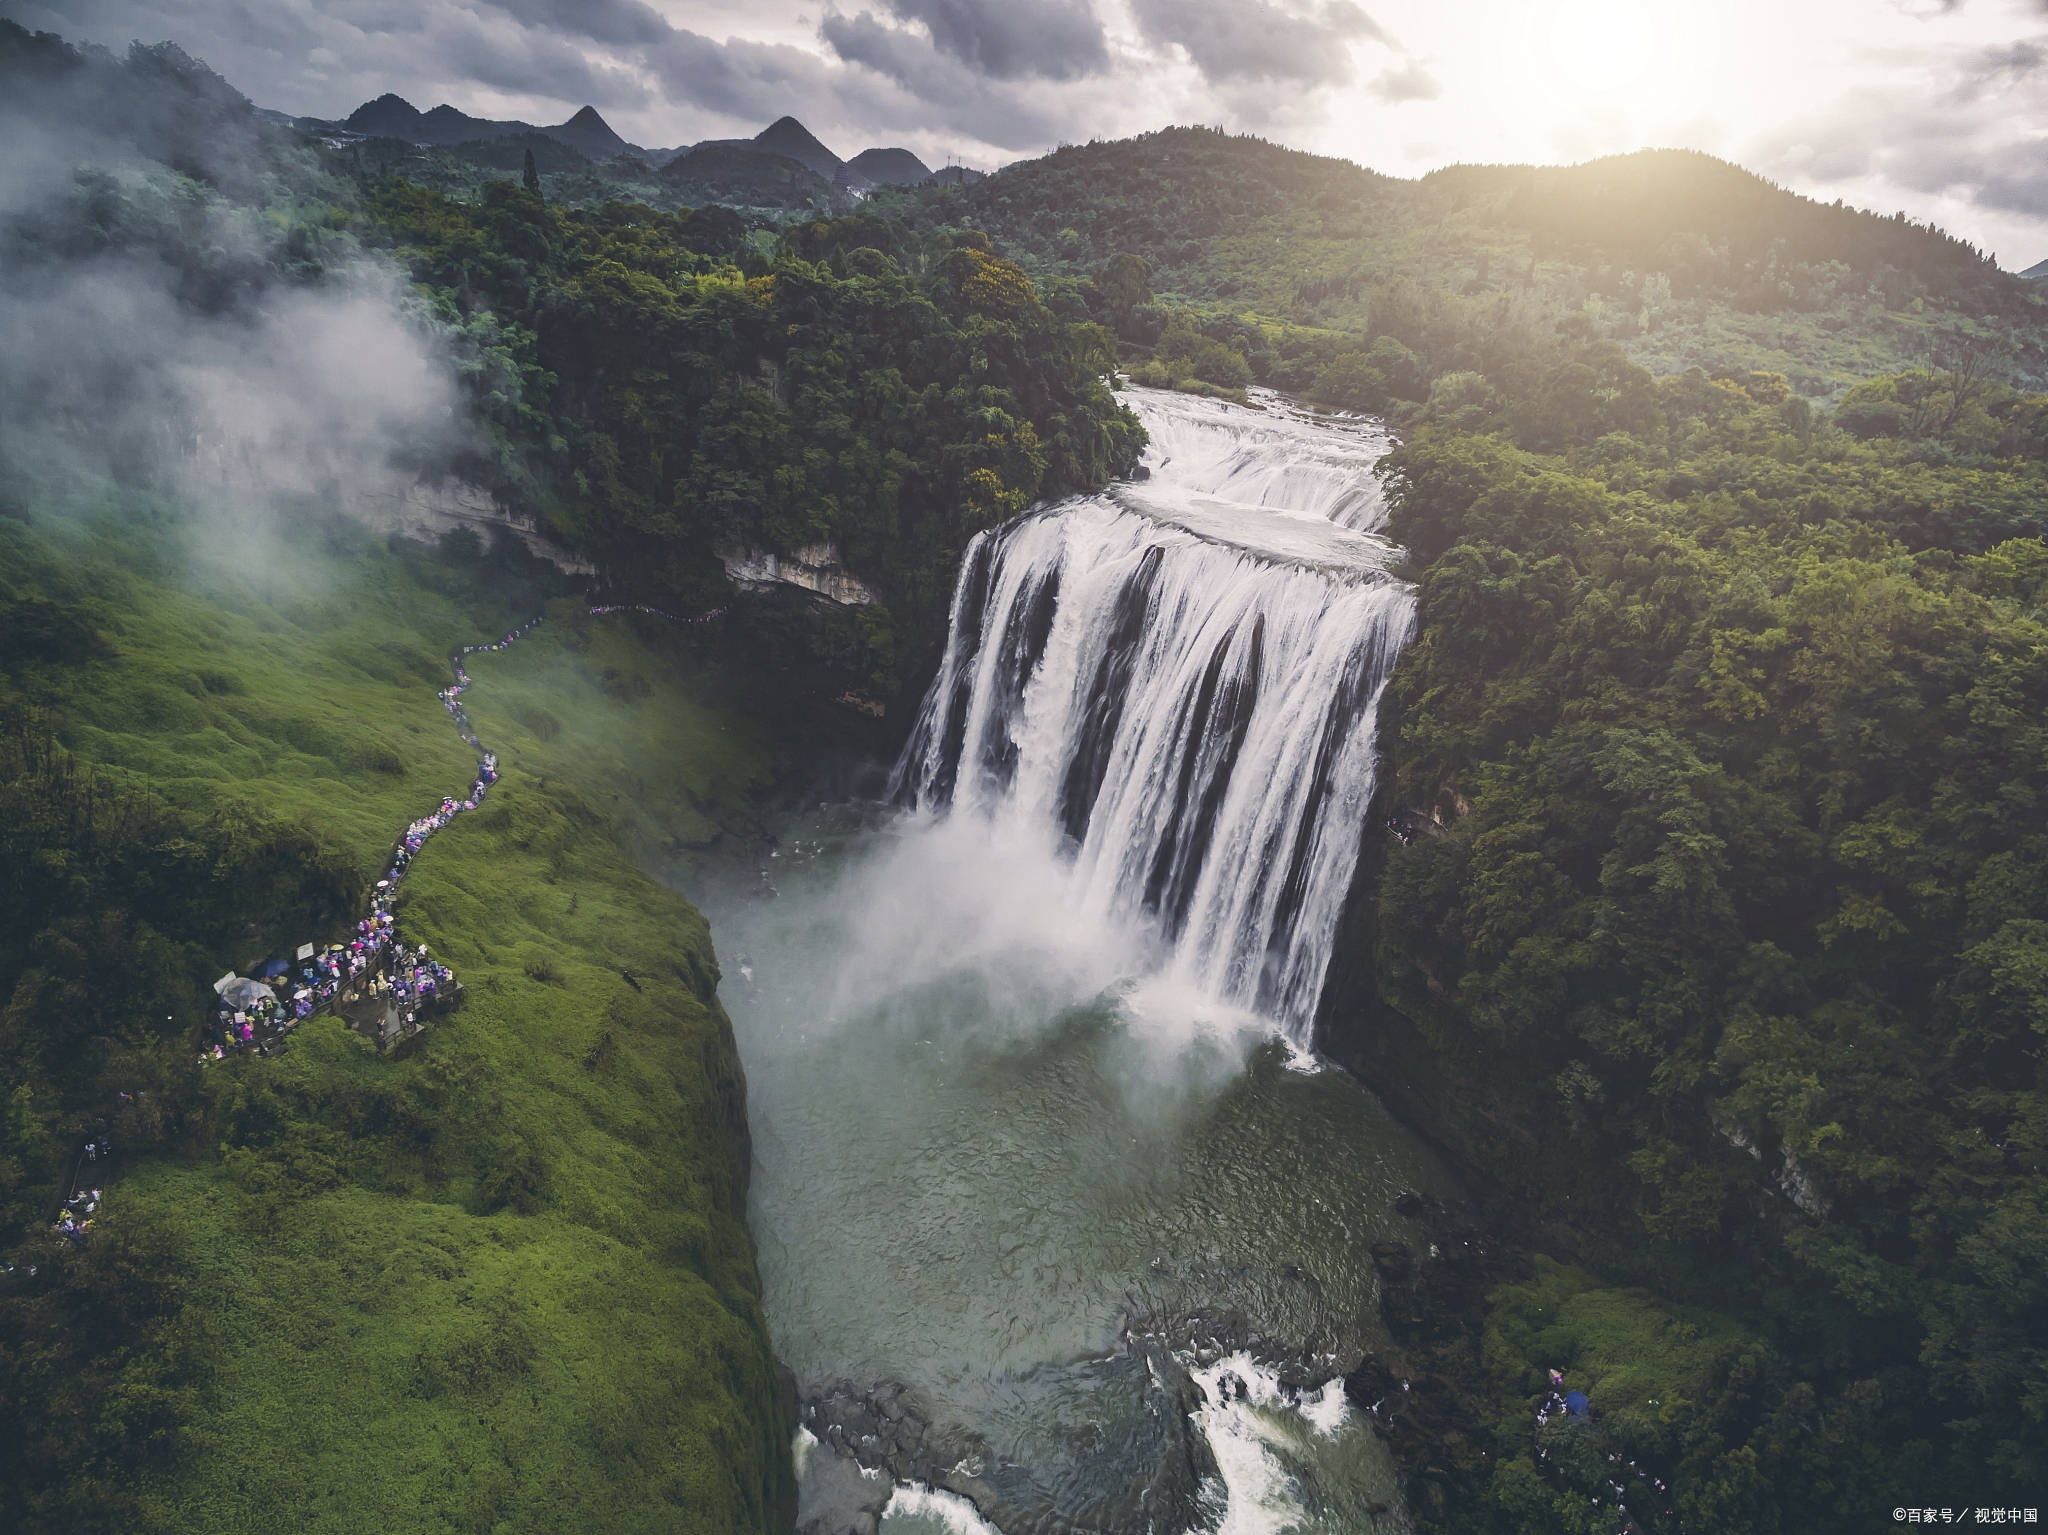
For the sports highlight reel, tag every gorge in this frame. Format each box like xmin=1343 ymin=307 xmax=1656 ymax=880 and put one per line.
xmin=711 ymin=386 xmax=1444 ymax=1533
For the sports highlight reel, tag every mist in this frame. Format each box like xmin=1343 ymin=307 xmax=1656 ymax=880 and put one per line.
xmin=0 ymin=28 xmax=479 ymax=572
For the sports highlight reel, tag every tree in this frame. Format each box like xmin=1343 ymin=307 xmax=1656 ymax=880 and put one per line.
xmin=1093 ymin=251 xmax=1152 ymax=338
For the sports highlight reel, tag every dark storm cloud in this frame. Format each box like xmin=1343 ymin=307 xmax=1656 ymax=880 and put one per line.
xmin=636 ymin=25 xmax=849 ymax=123
xmin=822 ymin=11 xmax=951 ymax=87
xmin=484 ymin=0 xmax=675 ymax=49
xmin=1755 ymin=30 xmax=2048 ymax=231
xmin=6 ymin=0 xmax=645 ymax=113
xmin=814 ymin=13 xmax=1070 ymax=144
xmin=1128 ymin=0 xmax=1388 ymax=88
xmin=1947 ymin=37 xmax=2046 ymax=98
xmin=422 ymin=6 xmax=651 ymax=106
xmin=871 ymin=0 xmax=1110 ymax=81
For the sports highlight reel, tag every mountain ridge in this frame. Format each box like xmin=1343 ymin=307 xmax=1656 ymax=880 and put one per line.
xmin=318 ymin=95 xmax=950 ymax=186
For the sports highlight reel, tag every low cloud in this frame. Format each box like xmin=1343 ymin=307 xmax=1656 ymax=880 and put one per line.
xmin=0 ymin=40 xmax=473 ymax=581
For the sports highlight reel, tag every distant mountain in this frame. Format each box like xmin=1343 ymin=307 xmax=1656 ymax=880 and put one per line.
xmin=661 ymin=144 xmax=841 ymax=212
xmin=326 ymin=98 xmax=939 ymax=197
xmin=338 ymin=93 xmax=648 ymax=160
xmin=844 ymin=147 xmax=931 ymax=187
xmin=907 ymin=127 xmax=2040 ymax=393
xmin=342 ymin=92 xmax=430 ymax=140
xmin=752 ymin=116 xmax=841 ymax=178
xmin=302 ymin=88 xmax=976 ymax=206
xmin=551 ymin=104 xmax=631 ymax=162
xmin=2022 ymin=258 xmax=2048 ymax=279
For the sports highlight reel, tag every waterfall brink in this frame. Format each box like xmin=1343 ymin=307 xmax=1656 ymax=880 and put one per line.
xmin=1131 ymin=385 xmax=1395 ymax=531
xmin=892 ymin=388 xmax=1413 ymax=1040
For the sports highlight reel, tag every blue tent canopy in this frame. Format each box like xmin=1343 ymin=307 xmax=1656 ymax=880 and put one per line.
xmin=1565 ymin=1390 xmax=1591 ymax=1416
xmin=254 ymin=957 xmax=290 ymax=979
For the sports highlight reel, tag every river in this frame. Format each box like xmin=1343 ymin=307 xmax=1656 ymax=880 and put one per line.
xmin=700 ymin=386 xmax=1454 ymax=1535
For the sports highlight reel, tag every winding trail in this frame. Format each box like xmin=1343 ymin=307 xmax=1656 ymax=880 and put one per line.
xmin=377 ymin=604 xmax=729 ymax=995
xmin=46 ymin=598 xmax=729 ymax=1255
xmin=203 ymin=599 xmax=728 ymax=1063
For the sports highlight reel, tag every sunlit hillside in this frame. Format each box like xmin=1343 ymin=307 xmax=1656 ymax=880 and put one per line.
xmin=884 ymin=127 xmax=2048 ymax=396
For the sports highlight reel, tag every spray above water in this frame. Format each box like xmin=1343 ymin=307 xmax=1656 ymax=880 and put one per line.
xmin=892 ymin=387 xmax=1414 ymax=1041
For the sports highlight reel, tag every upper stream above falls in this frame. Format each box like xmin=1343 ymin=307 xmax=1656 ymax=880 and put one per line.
xmin=699 ymin=386 xmax=1453 ymax=1535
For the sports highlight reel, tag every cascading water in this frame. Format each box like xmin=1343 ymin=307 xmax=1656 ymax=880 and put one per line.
xmin=708 ymin=384 xmax=1452 ymax=1535
xmin=892 ymin=386 xmax=1414 ymax=1038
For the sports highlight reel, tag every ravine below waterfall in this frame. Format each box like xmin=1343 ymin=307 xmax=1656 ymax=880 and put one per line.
xmin=699 ymin=387 xmax=1451 ymax=1535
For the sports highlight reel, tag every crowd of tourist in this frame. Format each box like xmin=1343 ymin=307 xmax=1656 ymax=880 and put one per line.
xmin=196 ymin=602 xmax=714 ymax=1065
xmin=52 ymin=1185 xmax=99 ymax=1246
xmin=199 ymin=616 xmax=546 ymax=1065
xmin=41 ymin=600 xmax=732 ymax=1253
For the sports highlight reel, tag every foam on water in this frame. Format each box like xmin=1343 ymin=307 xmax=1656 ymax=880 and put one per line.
xmin=1188 ymin=1354 xmax=1360 ymax=1535
xmin=1134 ymin=385 xmax=1395 ymax=531
xmin=883 ymin=1486 xmax=1009 ymax=1534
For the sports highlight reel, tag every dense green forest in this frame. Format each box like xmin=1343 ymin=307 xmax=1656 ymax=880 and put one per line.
xmin=361 ymin=186 xmax=1139 ymax=698
xmin=1322 ymin=349 xmax=2048 ymax=1528
xmin=340 ymin=134 xmax=849 ymax=220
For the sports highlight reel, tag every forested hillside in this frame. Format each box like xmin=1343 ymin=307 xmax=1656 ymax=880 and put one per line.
xmin=881 ymin=126 xmax=2048 ymax=399
xmin=1303 ymin=339 xmax=2048 ymax=1531
xmin=362 ymin=190 xmax=1139 ymax=699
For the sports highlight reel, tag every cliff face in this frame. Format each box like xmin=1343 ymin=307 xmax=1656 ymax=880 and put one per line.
xmin=719 ymin=542 xmax=880 ymax=606
xmin=344 ymin=478 xmax=600 ymax=575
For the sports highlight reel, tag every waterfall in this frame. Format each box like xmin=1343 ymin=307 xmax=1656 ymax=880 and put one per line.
xmin=892 ymin=387 xmax=1412 ymax=1039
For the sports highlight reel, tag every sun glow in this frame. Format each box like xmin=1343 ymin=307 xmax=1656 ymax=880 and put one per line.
xmin=1547 ymin=1 xmax=1660 ymax=101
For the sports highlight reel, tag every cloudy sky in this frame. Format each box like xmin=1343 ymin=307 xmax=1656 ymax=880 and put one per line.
xmin=14 ymin=0 xmax=2048 ymax=267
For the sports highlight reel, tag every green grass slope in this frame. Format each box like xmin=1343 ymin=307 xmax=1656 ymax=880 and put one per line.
xmin=1 ymin=484 xmax=794 ymax=1533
